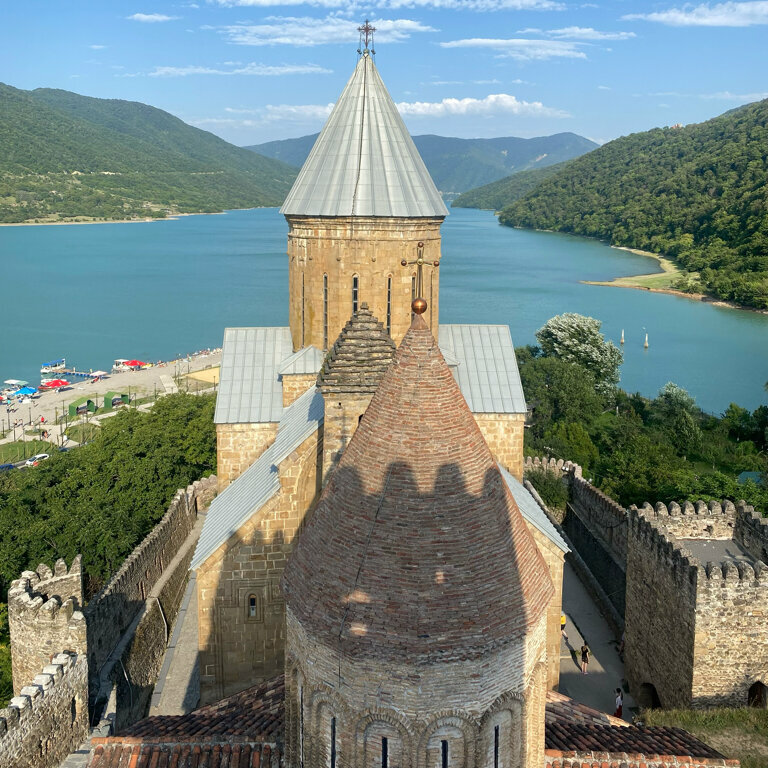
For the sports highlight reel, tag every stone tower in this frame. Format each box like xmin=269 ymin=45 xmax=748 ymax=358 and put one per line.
xmin=281 ymin=49 xmax=448 ymax=352
xmin=282 ymin=311 xmax=553 ymax=768
xmin=317 ymin=302 xmax=396 ymax=480
xmin=7 ymin=557 xmax=86 ymax=696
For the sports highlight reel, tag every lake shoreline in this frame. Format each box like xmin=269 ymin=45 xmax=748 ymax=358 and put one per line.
xmin=0 ymin=210 xmax=241 ymax=227
xmin=583 ymin=246 xmax=768 ymax=316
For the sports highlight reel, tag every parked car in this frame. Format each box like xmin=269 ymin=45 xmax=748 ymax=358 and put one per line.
xmin=0 ymin=463 xmax=14 ymax=471
xmin=25 ymin=453 xmax=50 ymax=467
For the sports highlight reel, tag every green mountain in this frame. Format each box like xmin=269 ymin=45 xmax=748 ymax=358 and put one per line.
xmin=452 ymin=162 xmax=568 ymax=210
xmin=247 ymin=132 xmax=597 ymax=194
xmin=0 ymin=83 xmax=297 ymax=223
xmin=499 ymin=100 xmax=768 ymax=310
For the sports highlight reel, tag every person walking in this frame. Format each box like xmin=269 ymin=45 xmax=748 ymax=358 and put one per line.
xmin=560 ymin=614 xmax=568 ymax=641
xmin=614 ymin=688 xmax=624 ymax=719
xmin=581 ymin=642 xmax=590 ymax=674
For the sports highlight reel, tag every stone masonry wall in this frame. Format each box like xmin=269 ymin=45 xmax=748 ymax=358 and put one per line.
xmin=216 ymin=421 xmax=279 ymax=491
xmin=734 ymin=500 xmax=768 ymax=563
xmin=111 ymin=534 xmax=196 ymax=732
xmin=8 ymin=558 xmax=86 ymax=696
xmin=0 ymin=652 xmax=88 ymax=768
xmin=476 ymin=412 xmax=525 ymax=481
xmin=84 ymin=476 xmax=216 ymax=707
xmin=197 ymin=429 xmax=322 ymax=705
xmin=624 ymin=506 xmax=698 ymax=709
xmin=286 ymin=215 xmax=443 ymax=351
xmin=322 ymin=394 xmax=371 ymax=483
xmin=282 ymin=373 xmax=318 ymax=407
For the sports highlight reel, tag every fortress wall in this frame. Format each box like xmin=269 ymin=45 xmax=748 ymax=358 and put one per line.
xmin=84 ymin=476 xmax=216 ymax=703
xmin=625 ymin=507 xmax=700 ymax=708
xmin=651 ymin=499 xmax=737 ymax=539
xmin=692 ymin=557 xmax=768 ymax=707
xmin=734 ymin=500 xmax=768 ymax=562
xmin=110 ymin=534 xmax=197 ymax=732
xmin=8 ymin=557 xmax=87 ymax=696
xmin=525 ymin=458 xmax=628 ymax=618
xmin=0 ymin=652 xmax=88 ymax=768
xmin=216 ymin=421 xmax=279 ymax=491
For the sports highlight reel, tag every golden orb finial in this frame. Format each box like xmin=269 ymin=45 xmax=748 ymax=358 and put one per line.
xmin=412 ymin=297 xmax=427 ymax=315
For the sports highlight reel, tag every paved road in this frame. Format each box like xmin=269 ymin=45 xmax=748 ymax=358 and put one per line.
xmin=559 ymin=560 xmax=635 ymax=720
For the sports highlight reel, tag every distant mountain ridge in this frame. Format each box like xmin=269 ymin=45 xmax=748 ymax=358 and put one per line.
xmin=247 ymin=132 xmax=597 ymax=194
xmin=0 ymin=83 xmax=297 ymax=223
xmin=498 ymin=99 xmax=768 ymax=310
xmin=452 ymin=162 xmax=568 ymax=210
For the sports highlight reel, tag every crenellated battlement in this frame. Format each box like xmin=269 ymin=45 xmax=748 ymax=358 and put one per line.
xmin=524 ymin=455 xmax=583 ymax=478
xmin=0 ymin=651 xmax=88 ymax=768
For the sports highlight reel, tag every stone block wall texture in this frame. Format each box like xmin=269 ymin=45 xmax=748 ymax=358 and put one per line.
xmin=8 ymin=557 xmax=87 ymax=696
xmin=216 ymin=421 xmax=278 ymax=491
xmin=526 ymin=524 xmax=566 ymax=690
xmin=282 ymin=373 xmax=318 ymax=407
xmin=285 ymin=216 xmax=443 ymax=351
xmin=626 ymin=500 xmax=768 ymax=708
xmin=284 ymin=609 xmax=549 ymax=768
xmin=197 ymin=430 xmax=322 ymax=705
xmin=321 ymin=394 xmax=372 ymax=483
xmin=83 ymin=476 xmax=216 ymax=707
xmin=0 ymin=652 xmax=88 ymax=768
xmin=475 ymin=413 xmax=525 ymax=481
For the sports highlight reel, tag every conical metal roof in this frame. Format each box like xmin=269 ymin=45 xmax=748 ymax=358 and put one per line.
xmin=280 ymin=53 xmax=448 ymax=218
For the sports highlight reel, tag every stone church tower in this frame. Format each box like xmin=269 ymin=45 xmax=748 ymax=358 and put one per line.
xmin=281 ymin=47 xmax=448 ymax=351
xmin=282 ymin=310 xmax=554 ymax=768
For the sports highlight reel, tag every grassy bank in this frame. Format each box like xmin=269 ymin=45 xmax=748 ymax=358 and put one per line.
xmin=642 ymin=708 xmax=768 ymax=768
xmin=583 ymin=248 xmax=691 ymax=292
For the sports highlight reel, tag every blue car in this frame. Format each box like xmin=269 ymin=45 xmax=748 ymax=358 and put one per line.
xmin=0 ymin=463 xmax=14 ymax=472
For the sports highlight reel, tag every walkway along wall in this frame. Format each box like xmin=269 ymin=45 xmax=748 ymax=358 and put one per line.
xmin=0 ymin=652 xmax=88 ymax=768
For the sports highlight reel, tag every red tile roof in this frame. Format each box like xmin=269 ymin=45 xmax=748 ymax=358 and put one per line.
xmin=544 ymin=751 xmax=739 ymax=768
xmin=89 ymin=676 xmax=284 ymax=768
xmin=283 ymin=313 xmax=553 ymax=663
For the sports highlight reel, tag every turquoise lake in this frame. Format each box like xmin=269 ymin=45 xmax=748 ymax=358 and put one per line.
xmin=1 ymin=206 xmax=766 ymax=414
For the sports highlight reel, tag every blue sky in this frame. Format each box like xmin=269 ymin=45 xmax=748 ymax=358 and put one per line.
xmin=2 ymin=1 xmax=766 ymax=146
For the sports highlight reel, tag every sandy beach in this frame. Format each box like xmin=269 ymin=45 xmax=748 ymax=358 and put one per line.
xmin=1 ymin=349 xmax=221 ymax=448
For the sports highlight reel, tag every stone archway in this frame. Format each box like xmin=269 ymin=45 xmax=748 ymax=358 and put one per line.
xmin=636 ymin=683 xmax=661 ymax=710
xmin=748 ymin=681 xmax=767 ymax=709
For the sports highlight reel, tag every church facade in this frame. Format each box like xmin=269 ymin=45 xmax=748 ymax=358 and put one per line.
xmin=192 ymin=46 xmax=567 ymax=708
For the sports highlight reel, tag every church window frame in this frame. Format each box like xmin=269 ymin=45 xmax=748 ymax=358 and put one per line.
xmin=411 ymin=274 xmax=417 ymax=319
xmin=386 ymin=276 xmax=392 ymax=335
xmin=352 ymin=275 xmax=359 ymax=314
xmin=323 ymin=273 xmax=329 ymax=350
xmin=331 ymin=716 xmax=337 ymax=768
xmin=441 ymin=739 xmax=449 ymax=768
xmin=243 ymin=591 xmax=263 ymax=623
xmin=301 ymin=272 xmax=306 ymax=347
xmin=494 ymin=725 xmax=499 ymax=768
xmin=381 ymin=736 xmax=389 ymax=768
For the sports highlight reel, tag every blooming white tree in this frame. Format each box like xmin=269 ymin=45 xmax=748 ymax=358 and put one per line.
xmin=535 ymin=313 xmax=623 ymax=394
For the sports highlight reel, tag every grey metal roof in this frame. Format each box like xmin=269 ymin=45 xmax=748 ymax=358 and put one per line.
xmin=192 ymin=387 xmax=324 ymax=569
xmin=278 ymin=345 xmax=325 ymax=376
xmin=500 ymin=466 xmax=569 ymax=553
xmin=280 ymin=53 xmax=448 ymax=218
xmin=438 ymin=324 xmax=527 ymax=414
xmin=214 ymin=327 xmax=292 ymax=424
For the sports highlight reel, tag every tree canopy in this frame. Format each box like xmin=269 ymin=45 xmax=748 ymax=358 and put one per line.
xmin=498 ymin=99 xmax=768 ymax=310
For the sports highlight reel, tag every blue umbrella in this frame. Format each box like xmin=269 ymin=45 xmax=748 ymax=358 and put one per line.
xmin=12 ymin=386 xmax=38 ymax=396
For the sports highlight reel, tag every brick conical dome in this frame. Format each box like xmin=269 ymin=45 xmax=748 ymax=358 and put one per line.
xmin=283 ymin=314 xmax=553 ymax=663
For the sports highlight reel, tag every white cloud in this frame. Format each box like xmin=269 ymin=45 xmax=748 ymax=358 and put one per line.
xmin=127 ymin=12 xmax=179 ymax=22
xmin=219 ymin=16 xmax=435 ymax=46
xmin=597 ymin=84 xmax=611 ymax=89
xmin=547 ymin=26 xmax=635 ymax=39
xmin=212 ymin=0 xmax=562 ymax=9
xmin=699 ymin=90 xmax=768 ymax=100
xmin=396 ymin=92 xmax=569 ymax=117
xmin=624 ymin=1 xmax=768 ymax=26
xmin=440 ymin=37 xmax=586 ymax=59
xmin=89 ymin=44 xmax=108 ymax=50
xmin=149 ymin=62 xmax=331 ymax=76
xmin=474 ymin=78 xmax=503 ymax=83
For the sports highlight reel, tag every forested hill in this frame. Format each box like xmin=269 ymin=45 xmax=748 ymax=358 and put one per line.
xmin=248 ymin=132 xmax=597 ymax=194
xmin=452 ymin=162 xmax=567 ymax=210
xmin=0 ymin=83 xmax=297 ymax=223
xmin=498 ymin=99 xmax=768 ymax=310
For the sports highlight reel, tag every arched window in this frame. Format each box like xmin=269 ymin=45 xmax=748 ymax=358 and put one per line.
xmin=381 ymin=737 xmax=388 ymax=768
xmin=441 ymin=739 xmax=448 ymax=768
xmin=301 ymin=272 xmax=306 ymax=347
xmin=411 ymin=275 xmax=417 ymax=319
xmin=352 ymin=275 xmax=359 ymax=314
xmin=386 ymin=276 xmax=392 ymax=335
xmin=331 ymin=716 xmax=337 ymax=768
xmin=323 ymin=274 xmax=329 ymax=350
xmin=749 ymin=681 xmax=767 ymax=708
xmin=248 ymin=594 xmax=258 ymax=618
xmin=494 ymin=725 xmax=499 ymax=768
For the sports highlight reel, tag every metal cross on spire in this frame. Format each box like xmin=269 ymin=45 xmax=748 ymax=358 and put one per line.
xmin=357 ymin=20 xmax=376 ymax=54
xmin=401 ymin=241 xmax=440 ymax=315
